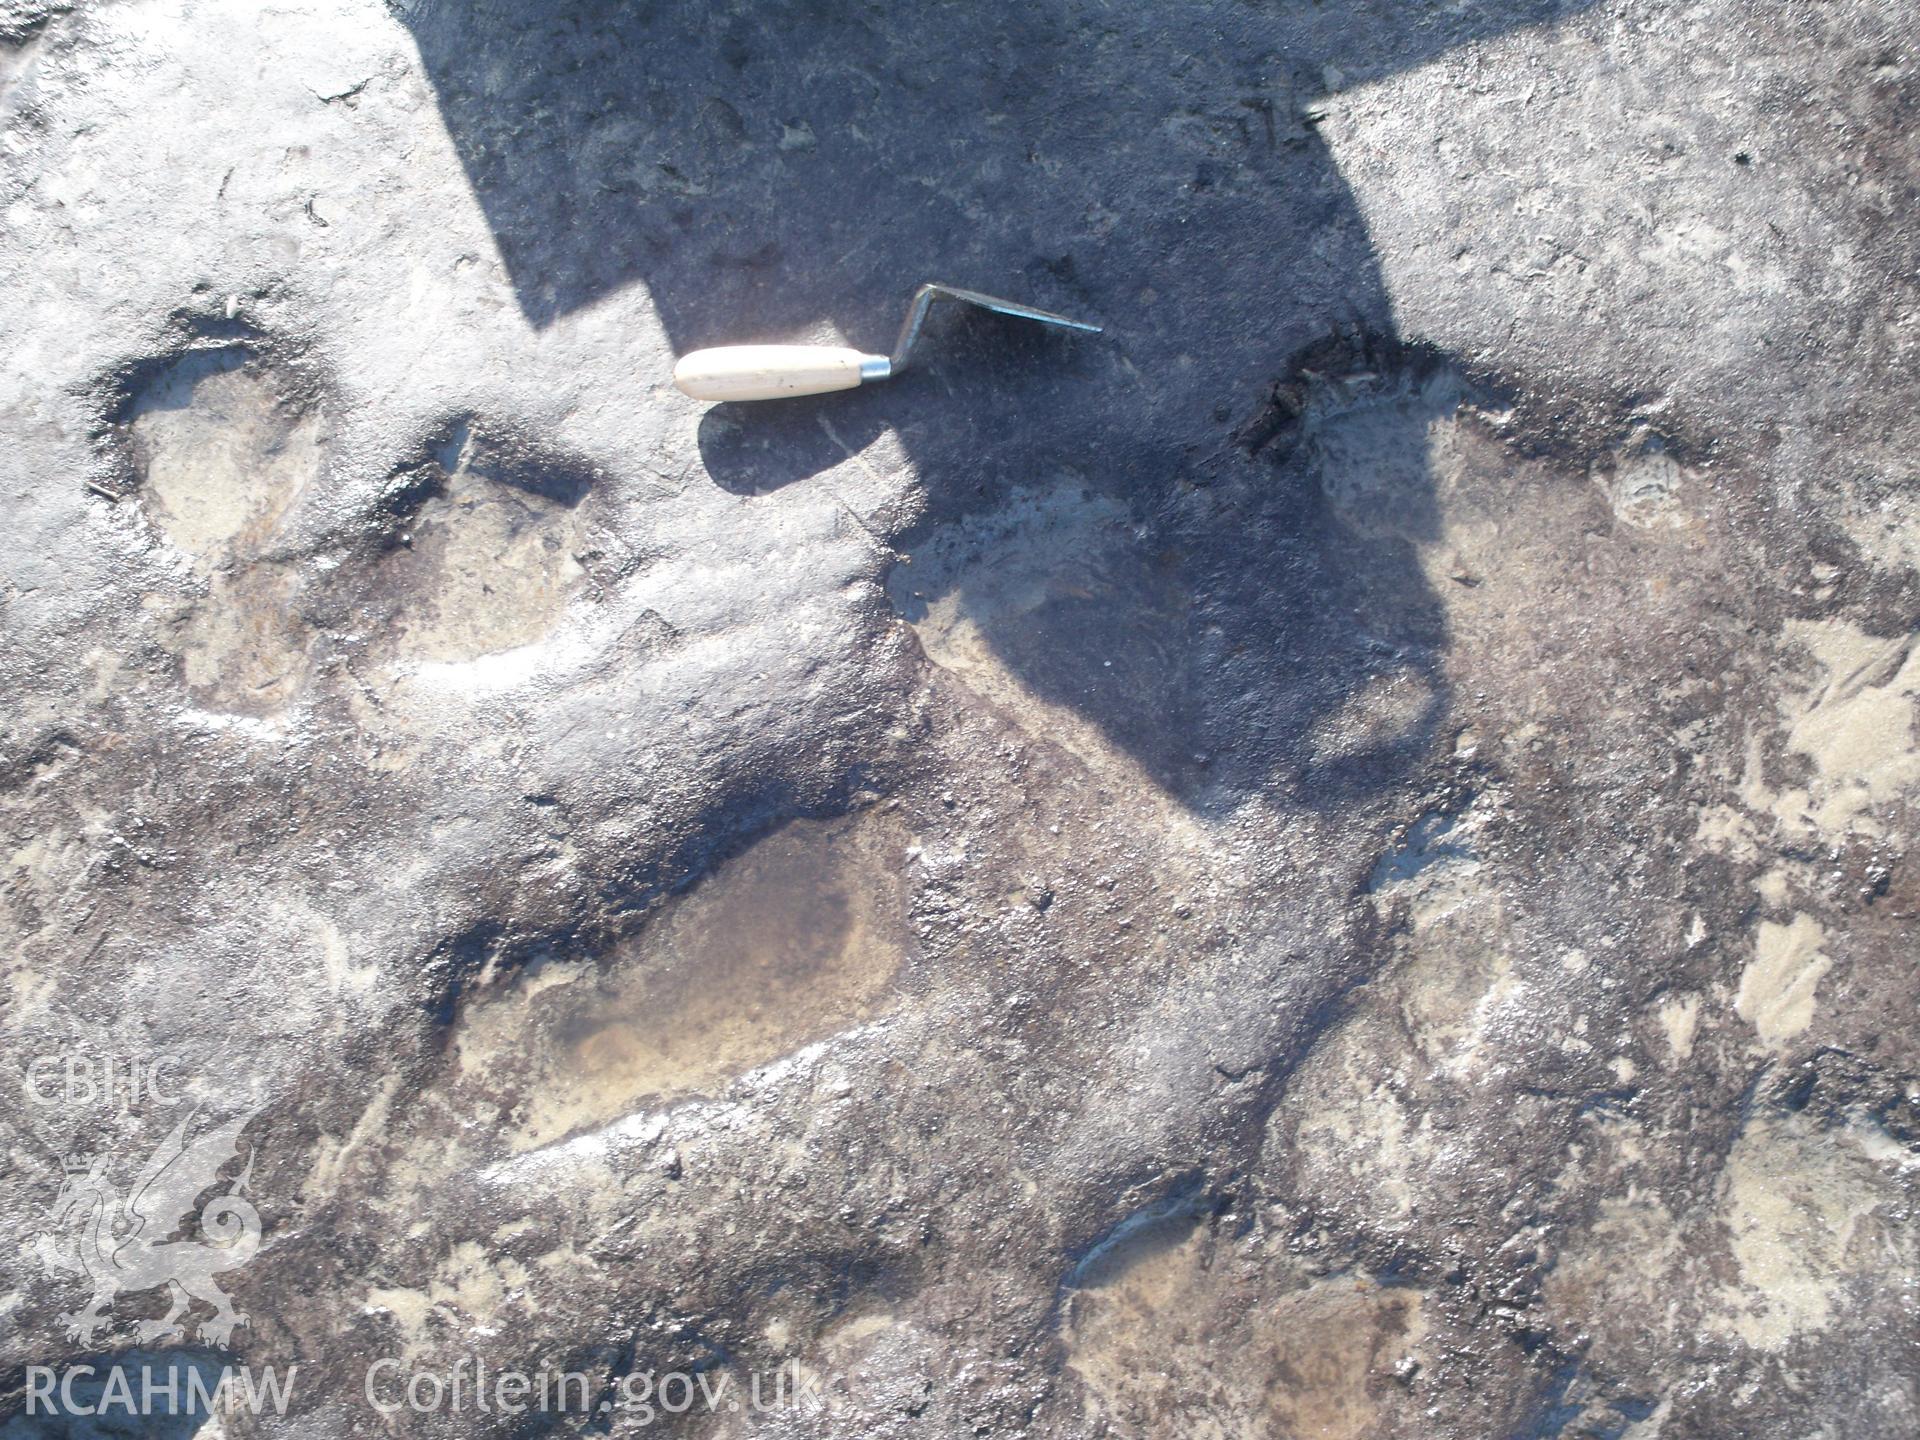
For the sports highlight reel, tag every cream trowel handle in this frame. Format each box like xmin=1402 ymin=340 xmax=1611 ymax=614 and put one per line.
xmin=672 ymin=345 xmax=892 ymax=402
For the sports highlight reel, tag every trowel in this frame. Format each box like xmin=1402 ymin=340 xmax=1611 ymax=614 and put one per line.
xmin=672 ymin=282 xmax=1101 ymax=402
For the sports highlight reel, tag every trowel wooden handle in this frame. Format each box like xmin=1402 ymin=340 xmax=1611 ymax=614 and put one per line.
xmin=672 ymin=345 xmax=892 ymax=402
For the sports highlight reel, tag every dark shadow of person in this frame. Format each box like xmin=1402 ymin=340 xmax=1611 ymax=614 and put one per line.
xmin=393 ymin=0 xmax=1594 ymax=814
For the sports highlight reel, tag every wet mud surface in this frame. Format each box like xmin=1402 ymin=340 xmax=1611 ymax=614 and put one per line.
xmin=2 ymin=0 xmax=1917 ymax=1437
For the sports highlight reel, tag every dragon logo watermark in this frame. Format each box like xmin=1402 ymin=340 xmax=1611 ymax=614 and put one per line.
xmin=35 ymin=1108 xmax=263 ymax=1347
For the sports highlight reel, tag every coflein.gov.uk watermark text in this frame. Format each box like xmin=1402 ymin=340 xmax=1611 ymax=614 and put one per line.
xmin=365 ymin=1357 xmax=828 ymax=1422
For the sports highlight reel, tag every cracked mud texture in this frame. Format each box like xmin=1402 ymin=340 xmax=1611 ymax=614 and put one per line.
xmin=1 ymin=1 xmax=1917 ymax=1437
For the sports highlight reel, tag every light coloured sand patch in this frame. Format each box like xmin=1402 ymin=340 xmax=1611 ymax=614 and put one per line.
xmin=1387 ymin=849 xmax=1522 ymax=1077
xmin=1063 ymin=1216 xmax=1425 ymax=1440
xmin=1548 ymin=1109 xmax=1912 ymax=1363
xmin=153 ymin=564 xmax=308 ymax=712
xmin=1766 ymin=620 xmax=1920 ymax=843
xmin=1694 ymin=621 xmax=1920 ymax=864
xmin=381 ymin=469 xmax=589 ymax=664
xmin=362 ymin=1241 xmax=535 ymax=1362
xmin=131 ymin=353 xmax=326 ymax=711
xmin=1753 ymin=867 xmax=1791 ymax=907
xmin=1592 ymin=442 xmax=1694 ymax=531
xmin=1655 ymin=991 xmax=1700 ymax=1062
xmin=1736 ymin=913 xmax=1830 ymax=1051
xmin=1548 ymin=1189 xmax=1684 ymax=1323
xmin=450 ymin=812 xmax=911 ymax=1150
xmin=1295 ymin=1063 xmax=1431 ymax=1223
xmin=1713 ymin=1113 xmax=1908 ymax=1350
xmin=133 ymin=352 xmax=322 ymax=567
xmin=1691 ymin=803 xmax=1756 ymax=860
xmin=1288 ymin=847 xmax=1523 ymax=1225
